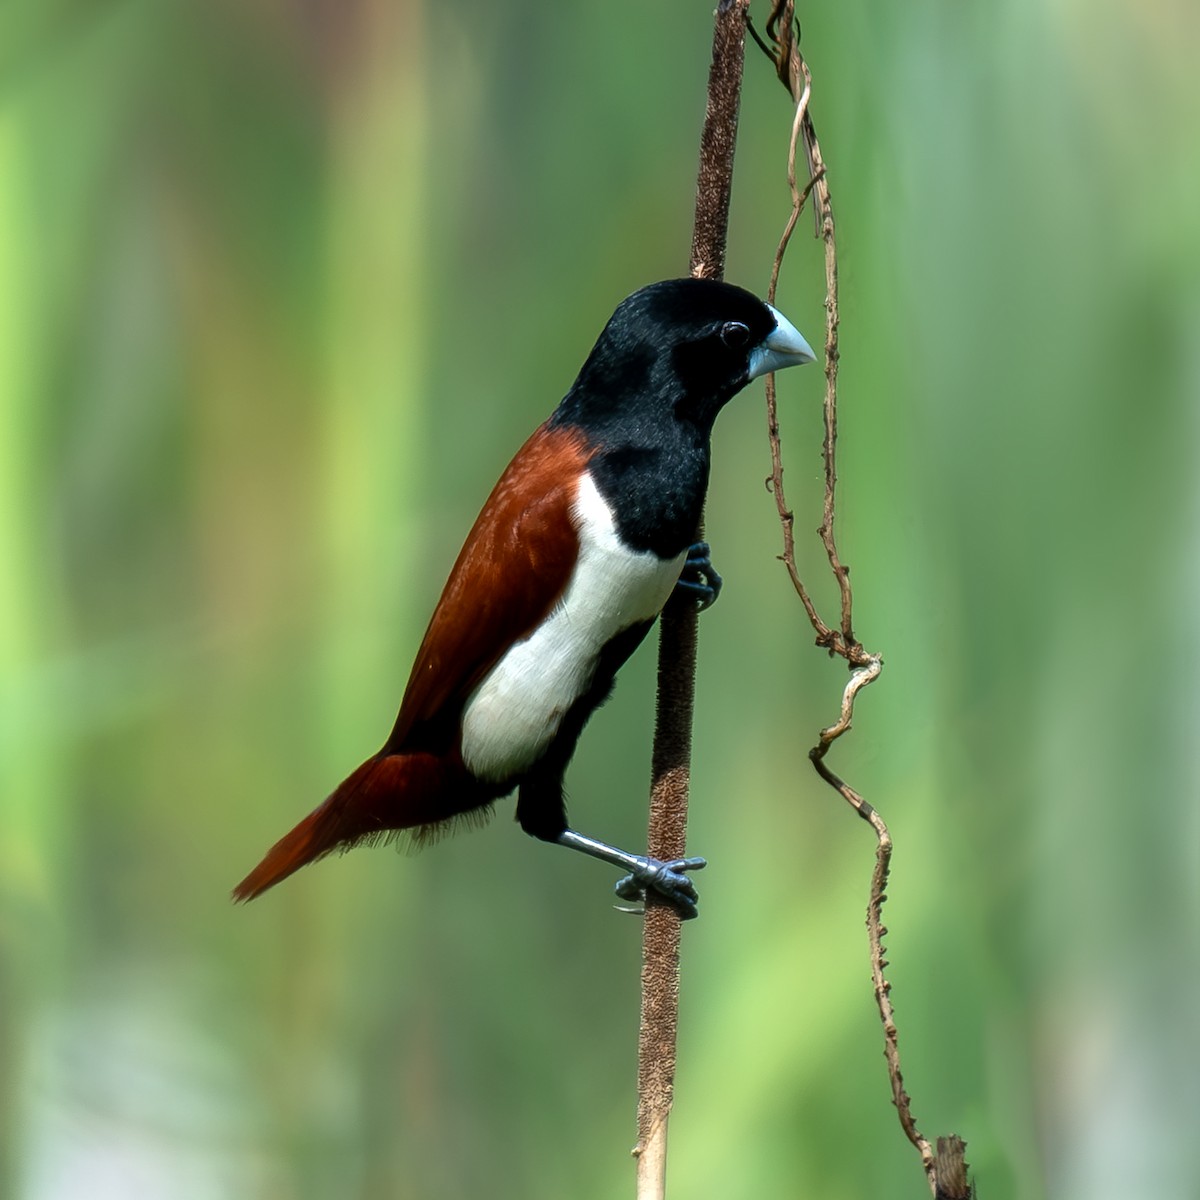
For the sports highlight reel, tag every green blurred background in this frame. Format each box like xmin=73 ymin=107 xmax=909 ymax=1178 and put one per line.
xmin=2 ymin=1 xmax=1197 ymax=1197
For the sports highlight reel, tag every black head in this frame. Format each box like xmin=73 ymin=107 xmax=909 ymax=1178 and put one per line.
xmin=553 ymin=278 xmax=815 ymax=437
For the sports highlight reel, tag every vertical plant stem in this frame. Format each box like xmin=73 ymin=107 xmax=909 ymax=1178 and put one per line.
xmin=633 ymin=3 xmax=750 ymax=1197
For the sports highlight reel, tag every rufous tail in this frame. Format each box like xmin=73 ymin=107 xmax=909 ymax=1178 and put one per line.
xmin=232 ymin=753 xmax=457 ymax=902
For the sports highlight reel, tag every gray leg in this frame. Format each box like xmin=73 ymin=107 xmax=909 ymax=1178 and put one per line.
xmin=556 ymin=828 xmax=706 ymax=919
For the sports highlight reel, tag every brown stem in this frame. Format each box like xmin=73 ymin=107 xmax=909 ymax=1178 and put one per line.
xmin=754 ymin=4 xmax=971 ymax=1196
xmin=633 ymin=3 xmax=750 ymax=1197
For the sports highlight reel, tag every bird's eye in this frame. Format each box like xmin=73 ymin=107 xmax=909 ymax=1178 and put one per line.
xmin=719 ymin=321 xmax=751 ymax=349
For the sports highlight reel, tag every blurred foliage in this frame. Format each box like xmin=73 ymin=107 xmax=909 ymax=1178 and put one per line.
xmin=2 ymin=0 xmax=1198 ymax=1197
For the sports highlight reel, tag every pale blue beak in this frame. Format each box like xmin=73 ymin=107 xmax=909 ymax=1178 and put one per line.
xmin=747 ymin=304 xmax=818 ymax=380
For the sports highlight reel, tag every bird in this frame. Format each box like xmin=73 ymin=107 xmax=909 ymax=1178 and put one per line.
xmin=233 ymin=278 xmax=815 ymax=917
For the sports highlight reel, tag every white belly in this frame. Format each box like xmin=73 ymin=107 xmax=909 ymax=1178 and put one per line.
xmin=460 ymin=472 xmax=684 ymax=784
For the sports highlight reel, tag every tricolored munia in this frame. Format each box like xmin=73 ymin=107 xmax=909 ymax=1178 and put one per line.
xmin=233 ymin=278 xmax=815 ymax=917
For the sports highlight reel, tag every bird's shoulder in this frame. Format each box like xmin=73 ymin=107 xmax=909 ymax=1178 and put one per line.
xmin=385 ymin=422 xmax=595 ymax=752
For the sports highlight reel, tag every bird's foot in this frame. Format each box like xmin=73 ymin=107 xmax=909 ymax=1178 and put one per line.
xmin=674 ymin=541 xmax=723 ymax=611
xmin=553 ymin=829 xmax=706 ymax=920
xmin=614 ymin=855 xmax=707 ymax=920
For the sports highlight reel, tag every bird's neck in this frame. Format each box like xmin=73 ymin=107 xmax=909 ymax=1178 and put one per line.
xmin=551 ymin=356 xmax=723 ymax=558
xmin=581 ymin=423 xmax=711 ymax=559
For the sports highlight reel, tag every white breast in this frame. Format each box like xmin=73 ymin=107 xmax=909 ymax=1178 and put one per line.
xmin=459 ymin=472 xmax=685 ymax=785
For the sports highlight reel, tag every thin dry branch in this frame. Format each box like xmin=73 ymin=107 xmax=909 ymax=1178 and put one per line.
xmin=634 ymin=3 xmax=751 ymax=1198
xmin=752 ymin=5 xmax=973 ymax=1197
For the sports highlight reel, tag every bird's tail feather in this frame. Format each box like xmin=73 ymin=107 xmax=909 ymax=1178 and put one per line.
xmin=232 ymin=752 xmax=481 ymax=902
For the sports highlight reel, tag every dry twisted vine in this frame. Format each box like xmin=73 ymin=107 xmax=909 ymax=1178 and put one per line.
xmin=750 ymin=5 xmax=973 ymax=1197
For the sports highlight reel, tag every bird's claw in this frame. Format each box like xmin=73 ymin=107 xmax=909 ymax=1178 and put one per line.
xmin=613 ymin=855 xmax=707 ymax=920
xmin=674 ymin=542 xmax=722 ymax=611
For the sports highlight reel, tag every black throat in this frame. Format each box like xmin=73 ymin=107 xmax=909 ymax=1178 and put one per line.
xmin=550 ymin=380 xmax=714 ymax=559
xmin=584 ymin=428 xmax=710 ymax=559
